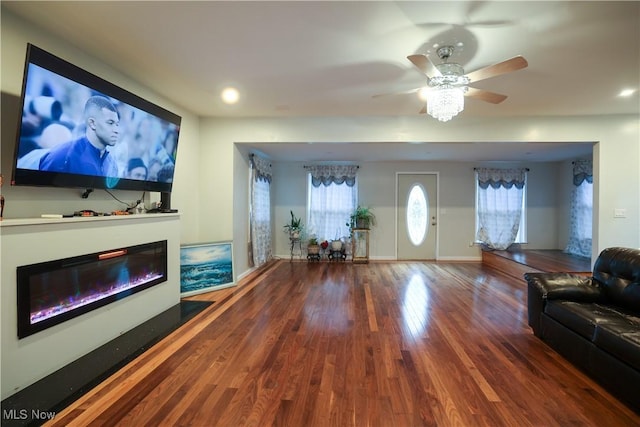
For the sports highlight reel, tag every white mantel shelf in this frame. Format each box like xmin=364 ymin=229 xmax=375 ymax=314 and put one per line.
xmin=0 ymin=212 xmax=180 ymax=228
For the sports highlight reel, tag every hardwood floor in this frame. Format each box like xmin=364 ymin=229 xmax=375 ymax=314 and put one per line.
xmin=485 ymin=249 xmax=592 ymax=273
xmin=46 ymin=260 xmax=639 ymax=426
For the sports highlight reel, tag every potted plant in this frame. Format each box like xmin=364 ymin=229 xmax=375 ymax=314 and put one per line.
xmin=331 ymin=228 xmax=344 ymax=251
xmin=307 ymin=236 xmax=320 ymax=255
xmin=283 ymin=210 xmax=303 ymax=239
xmin=347 ymin=205 xmax=376 ymax=232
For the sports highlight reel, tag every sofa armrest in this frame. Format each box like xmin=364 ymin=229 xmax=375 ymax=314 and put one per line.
xmin=524 ymin=272 xmax=601 ymax=301
xmin=524 ymin=272 xmax=602 ymax=337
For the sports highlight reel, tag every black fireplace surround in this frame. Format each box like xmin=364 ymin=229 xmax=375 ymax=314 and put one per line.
xmin=17 ymin=240 xmax=167 ymax=339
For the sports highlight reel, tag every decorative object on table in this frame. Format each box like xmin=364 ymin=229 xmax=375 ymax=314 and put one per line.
xmin=283 ymin=210 xmax=303 ymax=240
xmin=330 ymin=226 xmax=346 ymax=251
xmin=328 ymin=233 xmax=346 ymax=262
xmin=347 ymin=205 xmax=376 ymax=233
xmin=320 ymin=240 xmax=329 ymax=251
xmin=307 ymin=236 xmax=321 ymax=262
xmin=330 ymin=239 xmax=343 ymax=251
xmin=284 ymin=211 xmax=304 ymax=261
xmin=307 ymin=236 xmax=320 ymax=254
xmin=180 ymin=241 xmax=234 ymax=296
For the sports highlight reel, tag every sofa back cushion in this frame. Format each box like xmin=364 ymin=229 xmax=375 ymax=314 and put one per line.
xmin=593 ymin=247 xmax=640 ymax=312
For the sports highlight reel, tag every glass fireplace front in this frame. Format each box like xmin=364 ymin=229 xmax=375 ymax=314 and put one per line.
xmin=17 ymin=240 xmax=167 ymax=339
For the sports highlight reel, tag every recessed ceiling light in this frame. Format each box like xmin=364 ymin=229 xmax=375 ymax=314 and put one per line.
xmin=618 ymin=88 xmax=637 ymax=97
xmin=221 ymin=87 xmax=240 ymax=104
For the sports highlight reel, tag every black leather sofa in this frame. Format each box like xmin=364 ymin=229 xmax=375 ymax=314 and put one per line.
xmin=525 ymin=247 xmax=640 ymax=413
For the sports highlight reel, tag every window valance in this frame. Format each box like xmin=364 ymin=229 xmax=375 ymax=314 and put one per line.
xmin=250 ymin=153 xmax=272 ymax=183
xmin=572 ymin=159 xmax=593 ymax=186
xmin=305 ymin=165 xmax=358 ymax=187
xmin=476 ymin=167 xmax=527 ymax=189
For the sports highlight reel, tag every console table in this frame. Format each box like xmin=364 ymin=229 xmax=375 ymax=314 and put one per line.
xmin=352 ymin=228 xmax=370 ymax=263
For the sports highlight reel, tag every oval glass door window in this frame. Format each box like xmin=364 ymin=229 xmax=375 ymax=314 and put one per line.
xmin=406 ymin=184 xmax=428 ymax=246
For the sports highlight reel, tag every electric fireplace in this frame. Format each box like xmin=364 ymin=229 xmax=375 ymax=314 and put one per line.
xmin=17 ymin=240 xmax=167 ymax=339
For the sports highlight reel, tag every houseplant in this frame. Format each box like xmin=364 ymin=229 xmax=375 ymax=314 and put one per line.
xmin=331 ymin=228 xmax=344 ymax=251
xmin=307 ymin=236 xmax=320 ymax=255
xmin=283 ymin=210 xmax=303 ymax=239
xmin=347 ymin=205 xmax=376 ymax=232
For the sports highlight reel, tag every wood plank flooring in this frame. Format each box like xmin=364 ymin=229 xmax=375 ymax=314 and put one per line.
xmin=488 ymin=249 xmax=592 ymax=273
xmin=482 ymin=249 xmax=592 ymax=285
xmin=45 ymin=260 xmax=639 ymax=426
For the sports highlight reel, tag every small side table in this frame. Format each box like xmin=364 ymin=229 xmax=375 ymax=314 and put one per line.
xmin=352 ymin=228 xmax=370 ymax=263
xmin=290 ymin=238 xmax=302 ymax=261
xmin=307 ymin=253 xmax=321 ymax=262
xmin=328 ymin=249 xmax=347 ymax=262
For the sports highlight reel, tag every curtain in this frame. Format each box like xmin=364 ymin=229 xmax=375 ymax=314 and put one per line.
xmin=564 ymin=160 xmax=592 ymax=258
xmin=306 ymin=165 xmax=358 ymax=241
xmin=305 ymin=165 xmax=358 ymax=187
xmin=249 ymin=154 xmax=272 ymax=267
xmin=476 ymin=168 xmax=527 ymax=250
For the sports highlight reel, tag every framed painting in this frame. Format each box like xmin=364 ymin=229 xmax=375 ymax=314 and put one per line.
xmin=180 ymin=241 xmax=234 ymax=296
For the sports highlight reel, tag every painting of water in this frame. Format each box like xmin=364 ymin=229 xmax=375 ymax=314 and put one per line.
xmin=180 ymin=242 xmax=234 ymax=296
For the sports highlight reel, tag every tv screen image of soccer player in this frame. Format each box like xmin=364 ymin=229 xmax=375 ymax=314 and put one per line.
xmin=11 ymin=44 xmax=182 ymax=193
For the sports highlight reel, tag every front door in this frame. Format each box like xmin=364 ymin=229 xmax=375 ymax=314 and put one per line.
xmin=397 ymin=173 xmax=437 ymax=260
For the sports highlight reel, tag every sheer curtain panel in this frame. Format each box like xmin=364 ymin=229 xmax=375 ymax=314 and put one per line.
xmin=565 ymin=160 xmax=592 ymax=258
xmin=306 ymin=165 xmax=358 ymax=241
xmin=476 ymin=168 xmax=527 ymax=250
xmin=249 ymin=154 xmax=272 ymax=267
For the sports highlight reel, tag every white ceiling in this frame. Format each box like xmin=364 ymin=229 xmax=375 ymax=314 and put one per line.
xmin=4 ymin=1 xmax=638 ymax=162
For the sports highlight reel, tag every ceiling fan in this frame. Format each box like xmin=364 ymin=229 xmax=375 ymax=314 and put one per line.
xmin=378 ymin=46 xmax=528 ymax=120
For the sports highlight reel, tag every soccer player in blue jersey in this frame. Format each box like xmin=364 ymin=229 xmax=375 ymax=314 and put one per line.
xmin=40 ymin=95 xmax=120 ymax=177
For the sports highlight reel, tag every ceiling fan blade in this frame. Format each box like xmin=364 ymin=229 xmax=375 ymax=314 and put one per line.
xmin=407 ymin=54 xmax=442 ymax=78
xmin=465 ymin=56 xmax=528 ymax=83
xmin=465 ymin=87 xmax=508 ymax=104
xmin=372 ymin=87 xmax=422 ymax=98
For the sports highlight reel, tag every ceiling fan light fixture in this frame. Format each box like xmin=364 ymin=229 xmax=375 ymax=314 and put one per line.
xmin=426 ymin=85 xmax=465 ymax=122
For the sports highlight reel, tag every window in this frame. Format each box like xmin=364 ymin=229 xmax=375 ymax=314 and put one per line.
xmin=249 ymin=154 xmax=272 ymax=267
xmin=307 ymin=175 xmax=357 ymax=241
xmin=565 ymin=160 xmax=592 ymax=258
xmin=475 ymin=168 xmax=527 ymax=250
xmin=406 ymin=183 xmax=428 ymax=246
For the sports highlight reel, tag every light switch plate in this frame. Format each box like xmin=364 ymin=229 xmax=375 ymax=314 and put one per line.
xmin=614 ymin=208 xmax=627 ymax=218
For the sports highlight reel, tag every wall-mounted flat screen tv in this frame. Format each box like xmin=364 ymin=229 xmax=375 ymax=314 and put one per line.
xmin=11 ymin=44 xmax=181 ymax=193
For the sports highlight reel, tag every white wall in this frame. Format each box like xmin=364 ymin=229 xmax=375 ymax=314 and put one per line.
xmin=557 ymin=160 xmax=577 ymax=248
xmin=0 ymin=10 xmax=198 ymax=400
xmin=0 ymin=10 xmax=202 ymax=244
